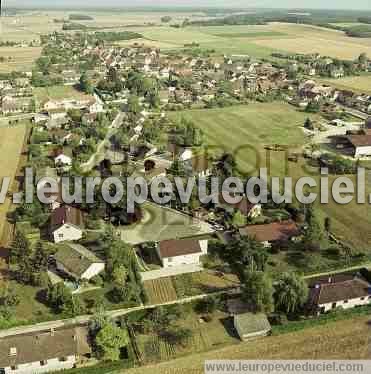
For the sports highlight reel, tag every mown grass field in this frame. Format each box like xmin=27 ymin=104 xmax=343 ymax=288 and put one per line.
xmin=169 ymin=103 xmax=371 ymax=250
xmin=0 ymin=47 xmax=41 ymax=73
xmin=169 ymin=102 xmax=312 ymax=176
xmin=0 ymin=124 xmax=27 ymax=244
xmin=318 ymin=75 xmax=371 ymax=95
xmin=34 ymin=85 xmax=93 ymax=103
xmin=127 ymin=315 xmax=371 ymax=374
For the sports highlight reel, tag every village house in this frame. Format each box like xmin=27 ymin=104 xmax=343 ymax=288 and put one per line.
xmin=156 ymin=238 xmax=208 ymax=268
xmin=308 ymin=275 xmax=371 ymax=314
xmin=0 ymin=326 xmax=91 ymax=374
xmin=54 ymin=242 xmax=105 ymax=281
xmin=50 ymin=205 xmax=84 ymax=243
xmin=239 ymin=220 xmax=300 ymax=247
xmin=347 ymin=134 xmax=371 ymax=158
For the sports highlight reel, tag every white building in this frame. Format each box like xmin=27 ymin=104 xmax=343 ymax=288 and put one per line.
xmin=0 ymin=327 xmax=91 ymax=374
xmin=156 ymin=238 xmax=208 ymax=268
xmin=51 ymin=206 xmax=84 ymax=243
xmin=54 ymin=153 xmax=72 ymax=167
xmin=309 ymin=277 xmax=371 ymax=314
xmin=54 ymin=242 xmax=105 ymax=281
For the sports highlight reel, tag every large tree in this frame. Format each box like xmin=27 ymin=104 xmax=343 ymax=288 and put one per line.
xmin=274 ymin=272 xmax=308 ymax=314
xmin=10 ymin=231 xmax=31 ymax=264
xmin=241 ymin=271 xmax=274 ymax=314
xmin=95 ymin=322 xmax=130 ymax=361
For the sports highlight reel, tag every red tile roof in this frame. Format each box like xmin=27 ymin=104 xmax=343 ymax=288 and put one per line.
xmin=239 ymin=221 xmax=299 ymax=242
xmin=158 ymin=238 xmax=202 ymax=258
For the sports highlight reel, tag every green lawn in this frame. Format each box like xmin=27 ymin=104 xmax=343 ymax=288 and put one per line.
xmin=120 ymin=203 xmax=214 ymax=245
xmin=132 ymin=26 xmax=281 ymax=58
xmin=34 ymin=85 xmax=93 ymax=104
xmin=169 ymin=102 xmax=313 ymax=176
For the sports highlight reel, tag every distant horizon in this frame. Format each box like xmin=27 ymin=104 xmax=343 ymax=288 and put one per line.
xmin=3 ymin=0 xmax=371 ymax=12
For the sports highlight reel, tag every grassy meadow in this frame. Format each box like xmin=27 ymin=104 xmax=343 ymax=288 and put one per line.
xmin=34 ymin=85 xmax=94 ymax=104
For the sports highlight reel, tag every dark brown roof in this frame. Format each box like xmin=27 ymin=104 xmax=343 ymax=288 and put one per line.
xmin=158 ymin=238 xmax=202 ymax=258
xmin=191 ymin=155 xmax=209 ymax=173
xmin=50 ymin=206 xmax=84 ymax=228
xmin=239 ymin=221 xmax=299 ymax=242
xmin=312 ymin=278 xmax=371 ymax=305
xmin=0 ymin=327 xmax=91 ymax=368
xmin=348 ymin=134 xmax=371 ymax=147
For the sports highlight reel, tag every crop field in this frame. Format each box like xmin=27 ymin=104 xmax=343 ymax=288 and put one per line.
xmin=250 ymin=23 xmax=371 ymax=60
xmin=318 ymin=75 xmax=371 ymax=95
xmin=0 ymin=47 xmax=41 ymax=73
xmin=143 ymin=277 xmax=178 ymax=304
xmin=34 ymin=85 xmax=94 ymax=104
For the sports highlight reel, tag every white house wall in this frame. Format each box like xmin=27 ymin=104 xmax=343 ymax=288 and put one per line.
xmin=162 ymin=252 xmax=202 ymax=268
xmin=53 ymin=225 xmax=83 ymax=243
xmin=320 ymin=296 xmax=371 ymax=313
xmin=3 ymin=355 xmax=76 ymax=374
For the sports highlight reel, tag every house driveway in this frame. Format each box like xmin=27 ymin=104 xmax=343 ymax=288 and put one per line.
xmin=141 ymin=264 xmax=203 ymax=281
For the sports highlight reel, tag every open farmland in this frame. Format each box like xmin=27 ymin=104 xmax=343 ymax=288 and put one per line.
xmin=168 ymin=102 xmax=311 ymax=176
xmin=127 ymin=315 xmax=371 ymax=374
xmin=0 ymin=47 xmax=41 ymax=73
xmin=318 ymin=75 xmax=371 ymax=95
xmin=250 ymin=23 xmax=371 ymax=60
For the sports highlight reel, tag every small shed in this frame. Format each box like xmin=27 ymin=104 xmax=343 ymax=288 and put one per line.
xmin=233 ymin=313 xmax=271 ymax=341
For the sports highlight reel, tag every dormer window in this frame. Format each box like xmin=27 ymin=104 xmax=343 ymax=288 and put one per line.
xmin=9 ymin=347 xmax=17 ymax=357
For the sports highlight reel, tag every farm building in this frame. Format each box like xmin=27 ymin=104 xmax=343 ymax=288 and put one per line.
xmin=54 ymin=242 xmax=105 ymax=281
xmin=0 ymin=327 xmax=91 ymax=374
xmin=347 ymin=135 xmax=371 ymax=157
xmin=50 ymin=205 xmax=84 ymax=243
xmin=156 ymin=238 xmax=208 ymax=268
xmin=308 ymin=276 xmax=371 ymax=314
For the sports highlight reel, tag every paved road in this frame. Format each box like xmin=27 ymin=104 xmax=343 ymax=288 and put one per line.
xmin=80 ymin=112 xmax=125 ymax=172
xmin=0 ymin=287 xmax=240 ymax=338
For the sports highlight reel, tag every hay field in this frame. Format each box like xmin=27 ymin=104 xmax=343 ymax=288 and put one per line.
xmin=251 ymin=23 xmax=371 ymax=60
xmin=0 ymin=47 xmax=41 ymax=73
xmin=0 ymin=124 xmax=27 ymax=244
xmin=318 ymin=75 xmax=371 ymax=95
xmin=126 ymin=315 xmax=371 ymax=374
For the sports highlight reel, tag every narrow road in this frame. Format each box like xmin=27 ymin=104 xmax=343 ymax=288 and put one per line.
xmin=80 ymin=112 xmax=125 ymax=172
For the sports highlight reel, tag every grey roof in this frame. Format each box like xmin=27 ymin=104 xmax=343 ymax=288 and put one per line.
xmin=54 ymin=242 xmax=103 ymax=278
xmin=0 ymin=327 xmax=91 ymax=368
xmin=234 ymin=313 xmax=271 ymax=336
